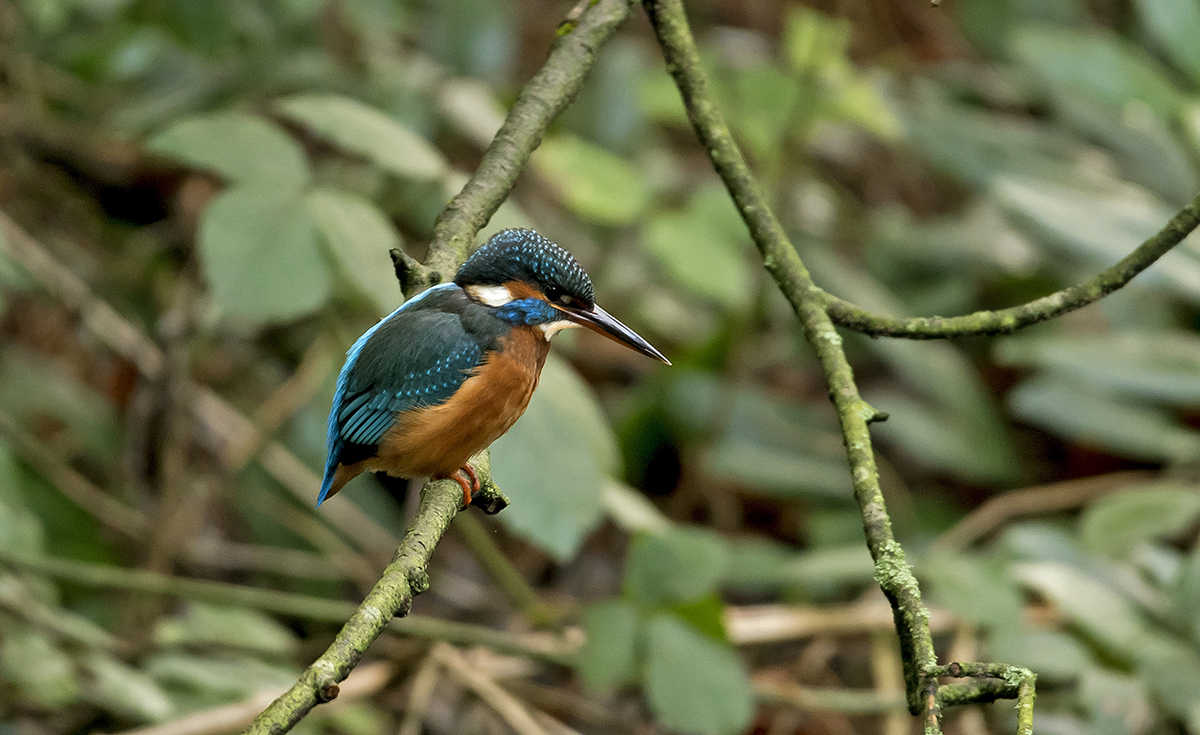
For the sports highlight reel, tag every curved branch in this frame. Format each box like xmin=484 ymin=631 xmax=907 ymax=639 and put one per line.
xmin=643 ymin=0 xmax=1041 ymax=730
xmin=642 ymin=0 xmax=936 ymax=716
xmin=823 ymin=191 xmax=1200 ymax=339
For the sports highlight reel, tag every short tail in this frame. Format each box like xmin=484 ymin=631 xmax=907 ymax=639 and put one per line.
xmin=316 ymin=469 xmax=337 ymax=508
xmin=316 ymin=461 xmax=362 ymax=507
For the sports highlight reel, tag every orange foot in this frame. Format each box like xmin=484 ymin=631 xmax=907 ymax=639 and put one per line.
xmin=449 ymin=463 xmax=481 ymax=508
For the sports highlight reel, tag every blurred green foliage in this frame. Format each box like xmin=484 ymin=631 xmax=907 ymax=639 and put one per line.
xmin=5 ymin=0 xmax=1200 ymax=733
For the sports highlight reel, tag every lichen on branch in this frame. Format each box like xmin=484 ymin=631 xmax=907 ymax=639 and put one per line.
xmin=821 ymin=191 xmax=1200 ymax=339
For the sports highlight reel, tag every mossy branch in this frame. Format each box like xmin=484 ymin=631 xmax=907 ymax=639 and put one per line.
xmin=642 ymin=0 xmax=1041 ymax=730
xmin=243 ymin=3 xmax=632 ymax=732
xmin=419 ymin=0 xmax=637 ymax=284
xmin=820 ymin=188 xmax=1200 ymax=340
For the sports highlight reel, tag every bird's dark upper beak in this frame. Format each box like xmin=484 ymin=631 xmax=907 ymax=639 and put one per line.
xmin=558 ymin=303 xmax=670 ymax=365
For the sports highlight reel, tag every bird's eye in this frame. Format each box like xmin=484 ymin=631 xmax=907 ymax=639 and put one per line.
xmin=544 ymin=285 xmax=566 ymax=303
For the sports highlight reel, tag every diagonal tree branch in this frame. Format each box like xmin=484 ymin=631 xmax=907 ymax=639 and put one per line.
xmin=820 ymin=192 xmax=1200 ymax=339
xmin=642 ymin=0 xmax=1037 ymax=730
xmin=416 ymin=0 xmax=637 ymax=284
xmin=243 ymin=1 xmax=635 ymax=732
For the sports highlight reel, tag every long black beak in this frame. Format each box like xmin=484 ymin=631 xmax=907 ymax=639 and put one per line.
xmin=560 ymin=303 xmax=671 ymax=364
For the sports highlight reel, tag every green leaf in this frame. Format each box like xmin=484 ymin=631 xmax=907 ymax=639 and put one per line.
xmin=803 ymin=247 xmax=1020 ymax=485
xmin=704 ymin=439 xmax=850 ymax=499
xmin=531 ymin=355 xmax=621 ymax=475
xmin=0 ymin=443 xmax=44 ymax=554
xmin=921 ymin=552 xmax=1024 ymax=629
xmin=643 ymin=615 xmax=754 ymax=735
xmin=1080 ymin=484 xmax=1200 ymax=557
xmin=1013 ymin=24 xmax=1185 ymax=120
xmin=670 ymin=594 xmax=727 ymax=641
xmin=277 ymin=94 xmax=447 ymax=181
xmin=726 ymin=64 xmax=803 ymax=160
xmin=638 ymin=69 xmax=689 ymax=128
xmin=0 ymin=626 xmax=79 ymax=709
xmin=154 ymin=602 xmax=298 ymax=656
xmin=1078 ymin=667 xmax=1152 ymax=733
xmin=987 ymin=629 xmax=1093 ymax=681
xmin=580 ymin=600 xmax=641 ymax=691
xmin=146 ymin=652 xmax=298 ymax=699
xmin=906 ymin=100 xmax=1084 ymax=188
xmin=1013 ymin=561 xmax=1147 ymax=656
xmin=532 ymin=134 xmax=650 ymax=226
xmin=82 ymin=653 xmax=174 ymax=722
xmin=148 ymin=112 xmax=310 ymax=190
xmin=1049 ymin=89 xmax=1199 ymax=205
xmin=625 ymin=526 xmax=729 ymax=606
xmin=1134 ymin=0 xmax=1200 ymax=85
xmin=1135 ymin=634 xmax=1200 ymax=720
xmin=722 ymin=537 xmax=832 ymax=594
xmin=198 ymin=186 xmax=331 ymax=324
xmin=996 ymin=332 xmax=1200 ymax=406
xmin=0 ymin=349 xmax=121 ymax=461
xmin=306 ymin=188 xmax=403 ymax=315
xmin=993 ymin=176 xmax=1200 ymax=303
xmin=664 ymin=370 xmax=853 ymax=498
xmin=783 ymin=6 xmax=850 ymax=75
xmin=1172 ymin=546 xmax=1200 ymax=644
xmin=1007 ymin=375 xmax=1200 ymax=463
xmin=490 ymin=357 xmax=609 ymax=560
xmin=641 ymin=185 xmax=752 ymax=309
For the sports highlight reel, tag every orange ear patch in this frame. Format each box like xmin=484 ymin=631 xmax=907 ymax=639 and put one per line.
xmin=504 ymin=280 xmax=543 ymax=301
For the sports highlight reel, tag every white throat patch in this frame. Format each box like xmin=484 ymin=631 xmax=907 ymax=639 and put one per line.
xmin=538 ymin=320 xmax=578 ymax=341
xmin=466 ymin=284 xmax=513 ymax=307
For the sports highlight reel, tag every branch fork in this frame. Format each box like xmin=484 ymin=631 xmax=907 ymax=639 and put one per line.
xmin=247 ymin=0 xmax=1200 ymax=731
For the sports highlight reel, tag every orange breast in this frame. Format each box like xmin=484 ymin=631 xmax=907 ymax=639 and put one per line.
xmin=372 ymin=327 xmax=551 ymax=479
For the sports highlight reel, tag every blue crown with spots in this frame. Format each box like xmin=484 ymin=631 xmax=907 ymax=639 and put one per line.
xmin=454 ymin=229 xmax=595 ymax=306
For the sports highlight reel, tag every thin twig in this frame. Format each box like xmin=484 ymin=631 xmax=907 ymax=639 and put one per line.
xmin=0 ymin=547 xmax=578 ymax=664
xmin=820 ymin=193 xmax=1200 ymax=338
xmin=0 ymin=210 xmax=399 ymax=559
xmin=111 ymin=662 xmax=393 ymax=735
xmin=453 ymin=514 xmax=555 ymax=624
xmin=931 ymin=470 xmax=1158 ymax=554
xmin=431 ymin=643 xmax=550 ymax=735
xmin=726 ymin=600 xmax=956 ymax=644
xmin=0 ymin=408 xmax=146 ymax=538
xmin=752 ymin=676 xmax=905 ymax=715
xmin=399 ymin=653 xmax=443 ymax=735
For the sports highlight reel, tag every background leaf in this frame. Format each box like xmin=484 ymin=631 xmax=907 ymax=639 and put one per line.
xmin=1133 ymin=0 xmax=1200 ymax=85
xmin=277 ymin=94 xmax=448 ymax=181
xmin=643 ymin=615 xmax=754 ymax=735
xmin=198 ymin=187 xmax=331 ymax=324
xmin=624 ymin=526 xmax=730 ymax=607
xmin=1079 ymin=484 xmax=1200 ymax=557
xmin=148 ymin=112 xmax=310 ymax=189
xmin=580 ymin=600 xmax=641 ymax=691
xmin=532 ymin=135 xmax=651 ymax=225
xmin=306 ymin=188 xmax=403 ymax=315
xmin=490 ymin=357 xmax=609 ymax=560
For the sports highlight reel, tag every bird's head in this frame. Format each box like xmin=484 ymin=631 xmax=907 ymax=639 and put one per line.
xmin=455 ymin=229 xmax=669 ymax=364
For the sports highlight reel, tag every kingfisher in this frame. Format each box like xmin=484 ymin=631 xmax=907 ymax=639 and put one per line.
xmin=318 ymin=229 xmax=670 ymax=508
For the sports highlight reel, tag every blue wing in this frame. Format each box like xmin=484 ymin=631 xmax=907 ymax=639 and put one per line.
xmin=318 ymin=284 xmax=485 ymax=505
